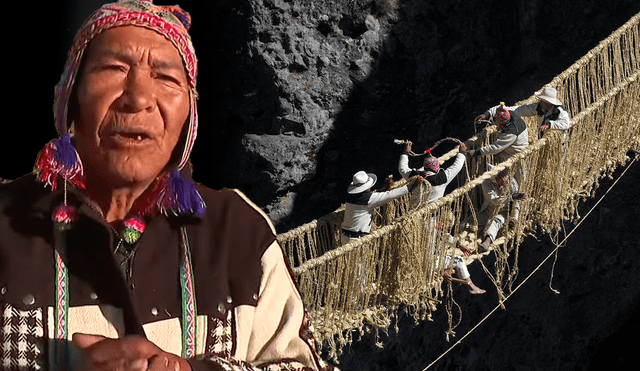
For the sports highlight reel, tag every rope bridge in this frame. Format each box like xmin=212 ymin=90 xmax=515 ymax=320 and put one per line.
xmin=276 ymin=12 xmax=640 ymax=360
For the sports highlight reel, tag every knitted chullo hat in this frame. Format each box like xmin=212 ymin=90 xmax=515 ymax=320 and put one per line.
xmin=54 ymin=0 xmax=198 ymax=169
xmin=422 ymin=148 xmax=440 ymax=173
xmin=423 ymin=156 xmax=440 ymax=173
xmin=36 ymin=0 xmax=205 ymax=218
xmin=494 ymin=102 xmax=511 ymax=122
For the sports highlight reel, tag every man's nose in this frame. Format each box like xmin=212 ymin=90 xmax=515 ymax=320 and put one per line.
xmin=117 ymin=67 xmax=155 ymax=113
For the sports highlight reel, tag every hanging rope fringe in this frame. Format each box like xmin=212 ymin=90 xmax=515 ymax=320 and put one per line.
xmin=276 ymin=12 xmax=640 ymax=361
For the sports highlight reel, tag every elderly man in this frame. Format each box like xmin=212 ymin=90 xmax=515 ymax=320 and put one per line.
xmin=0 ymin=1 xmax=333 ymax=370
xmin=466 ymin=103 xmax=529 ymax=164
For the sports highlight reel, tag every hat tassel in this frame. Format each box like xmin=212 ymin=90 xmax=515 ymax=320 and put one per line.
xmin=35 ymin=134 xmax=85 ymax=191
xmin=158 ymin=170 xmax=206 ymax=217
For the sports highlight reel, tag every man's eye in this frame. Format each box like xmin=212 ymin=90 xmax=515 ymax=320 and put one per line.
xmin=155 ymin=73 xmax=182 ymax=85
xmin=102 ymin=64 xmax=128 ymax=73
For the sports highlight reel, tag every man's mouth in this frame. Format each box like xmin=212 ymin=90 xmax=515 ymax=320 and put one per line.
xmin=104 ymin=127 xmax=155 ymax=146
xmin=116 ymin=132 xmax=150 ymax=141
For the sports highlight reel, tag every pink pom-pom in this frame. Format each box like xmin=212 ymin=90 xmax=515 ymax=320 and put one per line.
xmin=52 ymin=204 xmax=77 ymax=230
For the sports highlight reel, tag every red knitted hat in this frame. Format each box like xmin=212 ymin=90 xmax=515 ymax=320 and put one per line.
xmin=495 ymin=102 xmax=511 ymax=122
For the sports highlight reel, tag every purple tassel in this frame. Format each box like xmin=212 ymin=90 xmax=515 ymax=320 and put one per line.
xmin=163 ymin=170 xmax=206 ymax=217
xmin=55 ymin=135 xmax=79 ymax=170
xmin=35 ymin=134 xmax=85 ymax=190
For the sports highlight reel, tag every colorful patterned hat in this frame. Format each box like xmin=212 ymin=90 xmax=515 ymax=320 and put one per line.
xmin=53 ymin=0 xmax=198 ymax=171
xmin=423 ymin=156 xmax=440 ymax=173
xmin=494 ymin=102 xmax=511 ymax=122
xmin=36 ymin=0 xmax=205 ymax=218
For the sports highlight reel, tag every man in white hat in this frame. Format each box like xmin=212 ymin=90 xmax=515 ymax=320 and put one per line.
xmin=474 ymin=86 xmax=571 ymax=138
xmin=340 ymin=171 xmax=422 ymax=299
xmin=341 ymin=171 xmax=422 ymax=244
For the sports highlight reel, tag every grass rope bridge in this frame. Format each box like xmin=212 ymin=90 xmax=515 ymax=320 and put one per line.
xmin=276 ymin=12 xmax=640 ymax=360
xmin=420 ymin=155 xmax=638 ymax=371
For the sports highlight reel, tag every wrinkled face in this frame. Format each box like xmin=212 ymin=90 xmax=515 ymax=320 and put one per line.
xmin=72 ymin=26 xmax=190 ymax=188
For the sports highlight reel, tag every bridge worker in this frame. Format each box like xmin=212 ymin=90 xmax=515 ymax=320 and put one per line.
xmin=478 ymin=87 xmax=571 ymax=139
xmin=398 ymin=145 xmax=483 ymax=294
xmin=441 ymin=241 xmax=486 ymax=295
xmin=341 ymin=171 xmax=422 ymax=297
xmin=398 ymin=140 xmax=466 ymax=204
xmin=465 ymin=102 xmax=529 ymax=186
xmin=466 ymin=102 xmax=529 ymax=164
xmin=474 ymin=169 xmax=527 ymax=253
xmin=341 ymin=170 xmax=423 ymax=244
xmin=0 ymin=2 xmax=334 ymax=370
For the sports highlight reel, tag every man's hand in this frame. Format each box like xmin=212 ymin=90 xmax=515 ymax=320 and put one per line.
xmin=443 ymin=269 xmax=453 ymax=283
xmin=474 ymin=113 xmax=487 ymax=123
xmin=538 ymin=124 xmax=549 ymax=131
xmin=458 ymin=242 xmax=472 ymax=257
xmin=512 ymin=192 xmax=527 ymax=201
xmin=73 ymin=333 xmax=191 ymax=371
xmin=459 ymin=142 xmax=468 ymax=153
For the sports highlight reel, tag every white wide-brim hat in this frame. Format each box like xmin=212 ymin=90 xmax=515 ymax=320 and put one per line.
xmin=348 ymin=171 xmax=377 ymax=194
xmin=535 ymin=87 xmax=562 ymax=106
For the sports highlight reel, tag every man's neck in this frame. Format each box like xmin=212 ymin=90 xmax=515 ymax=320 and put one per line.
xmin=84 ymin=179 xmax=154 ymax=225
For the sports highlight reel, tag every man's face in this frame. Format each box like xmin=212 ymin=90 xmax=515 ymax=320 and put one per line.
xmin=73 ymin=26 xmax=190 ymax=188
xmin=496 ymin=175 xmax=507 ymax=187
xmin=539 ymin=100 xmax=553 ymax=111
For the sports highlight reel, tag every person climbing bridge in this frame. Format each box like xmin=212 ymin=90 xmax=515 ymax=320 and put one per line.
xmin=476 ymin=87 xmax=571 ymax=139
xmin=473 ymin=169 xmax=527 ymax=253
xmin=341 ymin=170 xmax=424 ymax=300
xmin=464 ymin=102 xmax=529 ymax=164
xmin=398 ymin=140 xmax=466 ymax=204
xmin=441 ymin=241 xmax=486 ymax=295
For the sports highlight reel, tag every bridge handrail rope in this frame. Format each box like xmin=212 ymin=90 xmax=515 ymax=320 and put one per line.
xmin=276 ymin=12 xmax=640 ymax=360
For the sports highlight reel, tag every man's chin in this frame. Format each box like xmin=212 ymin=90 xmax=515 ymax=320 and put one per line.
xmin=90 ymin=163 xmax=163 ymax=190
